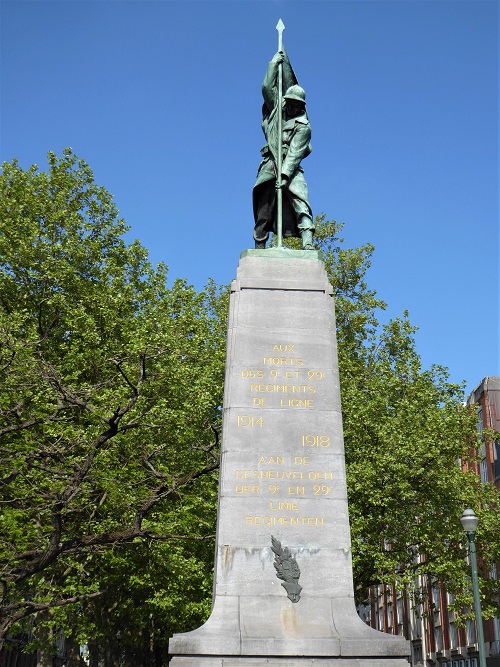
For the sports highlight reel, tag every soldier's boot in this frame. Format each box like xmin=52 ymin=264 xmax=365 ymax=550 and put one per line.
xmin=301 ymin=229 xmax=314 ymax=250
xmin=255 ymin=240 xmax=266 ymax=249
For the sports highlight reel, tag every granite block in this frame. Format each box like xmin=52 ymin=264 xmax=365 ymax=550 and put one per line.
xmin=169 ymin=256 xmax=409 ymax=664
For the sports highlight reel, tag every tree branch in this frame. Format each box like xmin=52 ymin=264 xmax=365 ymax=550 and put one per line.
xmin=0 ymin=590 xmax=104 ymax=645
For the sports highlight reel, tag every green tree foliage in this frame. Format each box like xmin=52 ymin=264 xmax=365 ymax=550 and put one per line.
xmin=0 ymin=150 xmax=227 ymax=658
xmin=1 ymin=152 xmax=498 ymax=664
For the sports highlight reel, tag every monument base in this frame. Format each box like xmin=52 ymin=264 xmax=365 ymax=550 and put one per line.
xmin=169 ymin=253 xmax=410 ymax=666
xmin=170 ymin=659 xmax=410 ymax=667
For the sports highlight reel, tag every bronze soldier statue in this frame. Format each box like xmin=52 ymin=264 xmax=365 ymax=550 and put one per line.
xmin=253 ymin=50 xmax=314 ymax=250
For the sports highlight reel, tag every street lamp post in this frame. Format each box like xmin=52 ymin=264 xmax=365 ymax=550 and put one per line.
xmin=460 ymin=508 xmax=487 ymax=667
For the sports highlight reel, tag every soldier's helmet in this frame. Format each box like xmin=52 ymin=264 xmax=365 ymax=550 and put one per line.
xmin=284 ymin=85 xmax=306 ymax=104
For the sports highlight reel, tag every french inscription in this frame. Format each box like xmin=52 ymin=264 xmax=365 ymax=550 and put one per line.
xmin=263 ymin=357 xmax=303 ymax=365
xmin=239 ymin=343 xmax=326 ymax=414
xmin=249 ymin=383 xmax=316 ymax=393
xmin=253 ymin=398 xmax=267 ymax=406
xmin=280 ymin=398 xmax=313 ymax=407
xmin=241 ymin=369 xmax=265 ymax=378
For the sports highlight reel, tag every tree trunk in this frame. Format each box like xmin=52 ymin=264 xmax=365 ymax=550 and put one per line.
xmin=35 ymin=619 xmax=53 ymax=667
xmin=87 ymin=641 xmax=99 ymax=667
xmin=65 ymin=636 xmax=82 ymax=667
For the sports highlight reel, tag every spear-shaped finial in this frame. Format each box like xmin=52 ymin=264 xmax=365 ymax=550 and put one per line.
xmin=276 ymin=18 xmax=285 ymax=50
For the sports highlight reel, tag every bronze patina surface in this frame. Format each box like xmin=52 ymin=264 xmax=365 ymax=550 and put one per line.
xmin=253 ymin=21 xmax=314 ymax=251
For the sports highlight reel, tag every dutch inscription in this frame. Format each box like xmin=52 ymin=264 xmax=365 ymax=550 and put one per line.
xmin=236 ymin=469 xmax=333 ymax=480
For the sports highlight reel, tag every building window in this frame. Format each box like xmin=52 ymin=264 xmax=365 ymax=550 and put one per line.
xmin=435 ymin=625 xmax=443 ymax=652
xmin=466 ymin=618 xmax=476 ymax=644
xmin=396 ymin=597 xmax=404 ymax=635
xmin=479 ymin=443 xmax=488 ymax=484
xmin=493 ymin=616 xmax=500 ymax=646
xmin=477 ymin=407 xmax=484 ymax=434
xmin=413 ymin=642 xmax=423 ymax=664
xmin=450 ymin=622 xmax=458 ymax=647
xmin=494 ymin=440 xmax=500 ymax=480
xmin=378 ymin=605 xmax=384 ymax=632
xmin=432 ymin=586 xmax=441 ymax=611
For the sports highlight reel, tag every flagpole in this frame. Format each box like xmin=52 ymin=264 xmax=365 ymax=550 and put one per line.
xmin=276 ymin=19 xmax=284 ymax=248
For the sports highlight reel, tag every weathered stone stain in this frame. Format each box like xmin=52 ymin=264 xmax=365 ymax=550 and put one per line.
xmin=223 ymin=545 xmax=232 ymax=571
xmin=280 ymin=604 xmax=299 ymax=637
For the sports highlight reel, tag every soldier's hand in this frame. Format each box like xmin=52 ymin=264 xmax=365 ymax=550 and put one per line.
xmin=273 ymin=51 xmax=285 ymax=64
xmin=281 ymin=174 xmax=289 ymax=188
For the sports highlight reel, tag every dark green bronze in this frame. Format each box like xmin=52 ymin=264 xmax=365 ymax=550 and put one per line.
xmin=253 ymin=21 xmax=314 ymax=251
xmin=271 ymin=536 xmax=302 ymax=603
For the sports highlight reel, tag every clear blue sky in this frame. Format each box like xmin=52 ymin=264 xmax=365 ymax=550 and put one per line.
xmin=1 ymin=0 xmax=498 ymax=395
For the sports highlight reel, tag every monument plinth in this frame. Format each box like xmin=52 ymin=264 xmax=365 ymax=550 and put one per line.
xmin=169 ymin=252 xmax=410 ymax=666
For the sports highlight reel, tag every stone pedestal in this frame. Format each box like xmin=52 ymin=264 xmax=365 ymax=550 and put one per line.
xmin=169 ymin=251 xmax=410 ymax=666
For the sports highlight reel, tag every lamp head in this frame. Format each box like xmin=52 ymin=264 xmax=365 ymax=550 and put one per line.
xmin=460 ymin=508 xmax=479 ymax=534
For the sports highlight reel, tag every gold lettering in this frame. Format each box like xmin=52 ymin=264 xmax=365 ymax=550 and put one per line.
xmin=273 ymin=344 xmax=294 ymax=352
xmin=302 ymin=435 xmax=331 ymax=447
xmin=305 ymin=517 xmax=324 ymax=526
xmin=288 ymin=486 xmax=305 ymax=495
xmin=237 ymin=415 xmax=263 ymax=428
xmin=294 ymin=456 xmax=310 ymax=465
xmin=269 ymin=501 xmax=299 ymax=511
xmin=307 ymin=471 xmax=333 ymax=480
xmin=280 ymin=399 xmax=314 ymax=408
xmin=245 ymin=516 xmax=324 ymax=526
xmin=263 ymin=357 xmax=303 ymax=366
xmin=241 ymin=369 xmax=265 ymax=378
xmin=258 ymin=456 xmax=285 ymax=465
xmin=235 ymin=484 xmax=261 ymax=494
xmin=237 ymin=469 xmax=332 ymax=481
xmin=290 ymin=385 xmax=315 ymax=393
xmin=307 ymin=370 xmax=325 ymax=380
xmin=250 ymin=384 xmax=314 ymax=394
xmin=313 ymin=485 xmax=332 ymax=495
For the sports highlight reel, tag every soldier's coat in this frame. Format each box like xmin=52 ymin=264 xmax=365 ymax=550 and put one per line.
xmin=253 ymin=50 xmax=313 ymax=239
